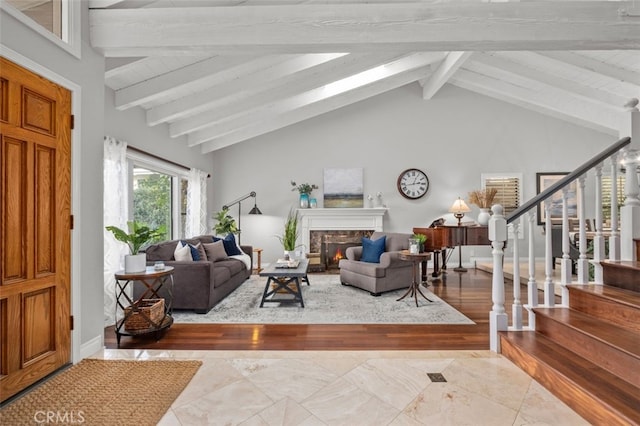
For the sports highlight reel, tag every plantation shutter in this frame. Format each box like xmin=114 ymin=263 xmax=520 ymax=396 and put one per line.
xmin=601 ymin=175 xmax=626 ymax=222
xmin=485 ymin=177 xmax=520 ymax=215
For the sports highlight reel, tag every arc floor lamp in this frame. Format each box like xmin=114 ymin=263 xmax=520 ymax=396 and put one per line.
xmin=222 ymin=191 xmax=262 ymax=245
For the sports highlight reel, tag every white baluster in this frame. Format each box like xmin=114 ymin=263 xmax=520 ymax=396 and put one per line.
xmin=544 ymin=203 xmax=555 ymax=307
xmin=510 ymin=221 xmax=522 ymax=330
xmin=489 ymin=204 xmax=508 ymax=352
xmin=609 ymin=152 xmax=621 ymax=260
xmin=593 ymin=163 xmax=605 ymax=283
xmin=527 ymin=212 xmax=537 ymax=330
xmin=577 ymin=175 xmax=589 ymax=283
xmin=560 ymin=187 xmax=572 ymax=304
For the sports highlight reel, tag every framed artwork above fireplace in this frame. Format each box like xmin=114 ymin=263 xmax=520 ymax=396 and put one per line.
xmin=323 ymin=168 xmax=364 ymax=208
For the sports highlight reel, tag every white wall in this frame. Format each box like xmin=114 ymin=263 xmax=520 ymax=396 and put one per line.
xmin=212 ymin=83 xmax=613 ymax=264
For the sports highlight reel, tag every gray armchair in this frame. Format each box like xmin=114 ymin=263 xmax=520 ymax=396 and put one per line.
xmin=338 ymin=231 xmax=414 ymax=296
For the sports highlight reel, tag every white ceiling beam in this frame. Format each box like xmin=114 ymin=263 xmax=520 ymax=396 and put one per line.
xmin=539 ymin=51 xmax=640 ymax=87
xmin=169 ymin=52 xmax=437 ymax=137
xmin=90 ymin=2 xmax=640 ymax=56
xmin=88 ymin=0 xmax=123 ymax=8
xmin=421 ymin=51 xmax=472 ymax=100
xmin=450 ymin=69 xmax=619 ymax=136
xmin=114 ymin=55 xmax=266 ymax=110
xmin=148 ymin=53 xmax=350 ymax=126
xmin=471 ymin=52 xmax=628 ymax=108
xmin=189 ymin=52 xmax=442 ymax=144
xmin=199 ymin=64 xmax=435 ymax=153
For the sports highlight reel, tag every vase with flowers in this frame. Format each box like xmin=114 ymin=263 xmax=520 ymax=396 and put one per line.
xmin=468 ymin=188 xmax=498 ymax=226
xmin=291 ymin=180 xmax=318 ymax=208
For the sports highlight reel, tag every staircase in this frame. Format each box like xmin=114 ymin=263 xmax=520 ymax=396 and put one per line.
xmin=500 ymin=254 xmax=640 ymax=425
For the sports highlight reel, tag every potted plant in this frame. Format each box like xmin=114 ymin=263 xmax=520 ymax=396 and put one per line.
xmin=276 ymin=208 xmax=300 ymax=259
xmin=468 ymin=188 xmax=498 ymax=226
xmin=212 ymin=207 xmax=238 ymax=236
xmin=291 ymin=180 xmax=318 ymax=208
xmin=412 ymin=233 xmax=427 ymax=253
xmin=106 ymin=221 xmax=165 ymax=272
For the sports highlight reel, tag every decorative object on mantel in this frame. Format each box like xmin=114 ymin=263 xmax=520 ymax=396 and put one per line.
xmin=375 ymin=191 xmax=386 ymax=208
xmin=468 ymin=188 xmax=498 ymax=226
xmin=276 ymin=208 xmax=300 ymax=260
xmin=323 ymin=168 xmax=364 ymax=208
xmin=291 ymin=181 xmax=318 ymax=208
xmin=105 ymin=221 xmax=165 ymax=273
xmin=449 ymin=197 xmax=471 ymax=226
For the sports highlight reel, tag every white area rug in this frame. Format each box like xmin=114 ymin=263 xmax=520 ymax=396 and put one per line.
xmin=172 ymin=274 xmax=474 ymax=325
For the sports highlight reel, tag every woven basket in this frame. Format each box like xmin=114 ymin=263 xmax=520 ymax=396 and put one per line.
xmin=124 ymin=298 xmax=164 ymax=331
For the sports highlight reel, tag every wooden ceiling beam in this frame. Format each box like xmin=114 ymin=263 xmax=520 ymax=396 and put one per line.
xmin=470 ymin=52 xmax=628 ymax=108
xmin=90 ymin=2 xmax=640 ymax=55
xmin=421 ymin=51 xmax=472 ymax=100
xmin=450 ymin=69 xmax=619 ymax=135
xmin=169 ymin=52 xmax=434 ymax=137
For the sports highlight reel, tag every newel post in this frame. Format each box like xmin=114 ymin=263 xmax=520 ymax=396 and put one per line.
xmin=489 ymin=204 xmax=508 ymax=352
xmin=620 ymin=99 xmax=640 ymax=261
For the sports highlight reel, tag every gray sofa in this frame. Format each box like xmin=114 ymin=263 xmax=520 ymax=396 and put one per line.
xmin=135 ymin=235 xmax=252 ymax=314
xmin=338 ymin=231 xmax=414 ymax=296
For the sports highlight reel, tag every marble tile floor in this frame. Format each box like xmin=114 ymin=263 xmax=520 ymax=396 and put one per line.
xmin=91 ymin=349 xmax=588 ymax=425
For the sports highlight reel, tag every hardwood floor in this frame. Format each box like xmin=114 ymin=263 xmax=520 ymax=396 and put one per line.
xmin=104 ymin=268 xmax=528 ymax=351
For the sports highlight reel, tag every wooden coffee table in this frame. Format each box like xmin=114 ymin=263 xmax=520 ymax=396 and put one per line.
xmin=259 ymin=259 xmax=309 ymax=308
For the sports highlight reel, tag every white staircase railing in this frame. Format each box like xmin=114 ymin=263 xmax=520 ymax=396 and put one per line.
xmin=489 ymin=137 xmax=638 ymax=352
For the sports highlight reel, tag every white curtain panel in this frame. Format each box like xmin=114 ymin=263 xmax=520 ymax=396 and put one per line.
xmin=186 ymin=168 xmax=208 ymax=237
xmin=103 ymin=136 xmax=129 ymax=327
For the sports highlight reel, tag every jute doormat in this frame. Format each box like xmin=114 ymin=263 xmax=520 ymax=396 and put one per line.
xmin=0 ymin=358 xmax=202 ymax=425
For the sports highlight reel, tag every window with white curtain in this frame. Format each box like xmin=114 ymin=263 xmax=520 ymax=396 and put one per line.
xmin=127 ymin=150 xmax=189 ymax=241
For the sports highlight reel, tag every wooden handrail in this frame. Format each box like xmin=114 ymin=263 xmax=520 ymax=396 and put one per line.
xmin=506 ymin=137 xmax=631 ymax=224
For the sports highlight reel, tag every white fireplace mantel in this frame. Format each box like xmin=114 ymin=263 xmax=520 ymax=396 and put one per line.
xmin=297 ymin=208 xmax=387 ymax=252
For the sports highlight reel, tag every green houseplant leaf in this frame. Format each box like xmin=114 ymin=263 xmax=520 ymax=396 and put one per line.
xmin=105 ymin=221 xmax=165 ymax=255
xmin=276 ymin=209 xmax=300 ymax=251
xmin=212 ymin=207 xmax=238 ymax=236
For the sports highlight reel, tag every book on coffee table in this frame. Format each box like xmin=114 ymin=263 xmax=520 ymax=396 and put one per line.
xmin=275 ymin=259 xmax=300 ymax=268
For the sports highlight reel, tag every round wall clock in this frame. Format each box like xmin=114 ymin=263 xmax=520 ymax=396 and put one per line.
xmin=397 ymin=168 xmax=430 ymax=199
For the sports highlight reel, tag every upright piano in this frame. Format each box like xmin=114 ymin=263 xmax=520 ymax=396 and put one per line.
xmin=413 ymin=225 xmax=491 ymax=281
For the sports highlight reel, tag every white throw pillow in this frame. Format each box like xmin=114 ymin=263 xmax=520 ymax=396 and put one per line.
xmin=174 ymin=241 xmax=193 ymax=261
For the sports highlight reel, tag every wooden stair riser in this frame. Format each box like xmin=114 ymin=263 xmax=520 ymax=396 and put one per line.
xmin=534 ymin=311 xmax=640 ymax=388
xmin=567 ymin=288 xmax=640 ymax=334
xmin=602 ymin=262 xmax=640 ymax=292
xmin=500 ymin=335 xmax=635 ymax=426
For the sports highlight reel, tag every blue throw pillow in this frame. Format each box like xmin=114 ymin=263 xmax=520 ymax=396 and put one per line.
xmin=213 ymin=234 xmax=242 ymax=256
xmin=180 ymin=240 xmax=201 ymax=260
xmin=360 ymin=235 xmax=386 ymax=263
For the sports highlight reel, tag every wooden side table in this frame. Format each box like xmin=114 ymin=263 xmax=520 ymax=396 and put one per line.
xmin=397 ymin=250 xmax=433 ymax=307
xmin=253 ymin=248 xmax=263 ymax=274
xmin=114 ymin=266 xmax=174 ymax=347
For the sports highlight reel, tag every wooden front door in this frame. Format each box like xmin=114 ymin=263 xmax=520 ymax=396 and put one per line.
xmin=0 ymin=57 xmax=72 ymax=402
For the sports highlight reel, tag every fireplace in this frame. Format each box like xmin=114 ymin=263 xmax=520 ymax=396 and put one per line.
xmin=310 ymin=230 xmax=373 ymax=270
xmin=297 ymin=208 xmax=387 ymax=272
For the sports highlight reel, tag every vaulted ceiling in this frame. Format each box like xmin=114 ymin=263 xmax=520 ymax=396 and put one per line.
xmin=89 ymin=1 xmax=640 ymax=153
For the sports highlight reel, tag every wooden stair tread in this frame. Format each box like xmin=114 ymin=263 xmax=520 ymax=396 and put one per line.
xmin=567 ymin=284 xmax=640 ymax=309
xmin=601 ymin=260 xmax=640 ymax=270
xmin=533 ymin=307 xmax=640 ymax=358
xmin=501 ymin=331 xmax=640 ymax=424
